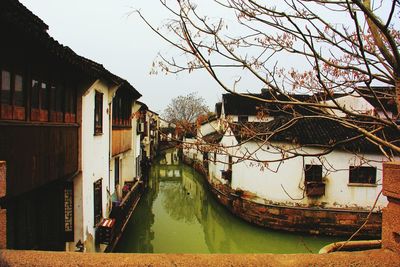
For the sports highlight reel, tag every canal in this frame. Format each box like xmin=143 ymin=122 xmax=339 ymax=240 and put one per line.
xmin=114 ymin=149 xmax=341 ymax=254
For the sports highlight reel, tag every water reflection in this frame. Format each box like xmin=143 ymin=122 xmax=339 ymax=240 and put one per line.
xmin=115 ymin=149 xmax=341 ymax=253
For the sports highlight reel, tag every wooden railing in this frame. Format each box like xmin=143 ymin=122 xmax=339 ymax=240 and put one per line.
xmin=107 ymin=180 xmax=143 ymax=251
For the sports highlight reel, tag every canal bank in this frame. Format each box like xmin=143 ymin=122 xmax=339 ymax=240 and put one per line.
xmin=114 ymin=149 xmax=341 ymax=253
xmin=182 ymin=153 xmax=381 ymax=239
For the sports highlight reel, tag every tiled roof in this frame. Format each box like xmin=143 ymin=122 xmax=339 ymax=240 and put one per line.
xmin=221 ymin=92 xmax=319 ymax=117
xmin=202 ymin=131 xmax=224 ymax=144
xmin=230 ymin=116 xmax=400 ymax=154
xmin=1 ymin=0 xmax=141 ymax=98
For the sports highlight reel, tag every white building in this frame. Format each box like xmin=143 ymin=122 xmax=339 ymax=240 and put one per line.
xmin=184 ymin=90 xmax=398 ymax=237
xmin=71 ymin=74 xmax=142 ymax=252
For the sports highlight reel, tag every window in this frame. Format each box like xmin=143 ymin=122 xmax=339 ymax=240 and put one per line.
xmin=305 ymin=165 xmax=323 ymax=183
xmin=93 ymin=179 xmax=103 ymax=226
xmin=112 ymin=90 xmax=132 ymax=128
xmin=31 ymin=80 xmax=39 ymax=108
xmin=64 ymin=182 xmax=74 ymax=241
xmin=94 ymin=91 xmax=103 ymax=134
xmin=238 ymin=115 xmax=248 ymax=123
xmin=40 ymin=82 xmax=48 ymax=110
xmin=1 ymin=70 xmax=25 ymax=120
xmin=1 ymin=70 xmax=11 ymax=105
xmin=114 ymin=157 xmax=120 ymax=187
xmin=64 ymin=87 xmax=76 ymax=123
xmin=349 ymin=166 xmax=376 ymax=184
xmin=30 ymin=80 xmax=49 ymax=121
xmin=14 ymin=74 xmax=24 ymax=106
xmin=49 ymin=85 xmax=64 ymax=122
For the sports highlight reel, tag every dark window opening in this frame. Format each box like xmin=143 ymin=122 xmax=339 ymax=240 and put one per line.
xmin=64 ymin=86 xmax=76 ymax=123
xmin=349 ymin=166 xmax=376 ymax=184
xmin=14 ymin=74 xmax=24 ymax=106
xmin=31 ymin=80 xmax=39 ymax=109
xmin=112 ymin=90 xmax=132 ymax=128
xmin=114 ymin=157 xmax=120 ymax=187
xmin=55 ymin=85 xmax=63 ymax=112
xmin=93 ymin=179 xmax=103 ymax=226
xmin=1 ymin=70 xmax=11 ymax=105
xmin=305 ymin=165 xmax=323 ymax=183
xmin=39 ymin=82 xmax=48 ymax=110
xmin=94 ymin=91 xmax=103 ymax=134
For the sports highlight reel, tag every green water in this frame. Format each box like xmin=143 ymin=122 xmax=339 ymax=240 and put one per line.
xmin=114 ymin=149 xmax=341 ymax=253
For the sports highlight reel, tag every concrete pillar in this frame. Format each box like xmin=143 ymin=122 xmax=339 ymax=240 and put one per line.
xmin=382 ymin=162 xmax=400 ymax=253
xmin=0 ymin=161 xmax=6 ymax=249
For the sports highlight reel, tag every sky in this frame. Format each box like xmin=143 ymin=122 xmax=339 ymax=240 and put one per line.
xmin=17 ymin=0 xmax=398 ymax=114
xmin=18 ymin=0 xmax=225 ymax=114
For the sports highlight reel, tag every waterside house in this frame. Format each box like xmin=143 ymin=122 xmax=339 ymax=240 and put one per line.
xmin=0 ymin=0 xmax=159 ymax=252
xmin=184 ymin=90 xmax=399 ymax=237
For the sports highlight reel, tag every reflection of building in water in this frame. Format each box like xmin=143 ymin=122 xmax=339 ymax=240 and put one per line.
xmin=157 ymin=151 xmax=182 ymax=181
xmin=159 ymin=150 xmax=180 ymax=166
xmin=181 ymin=168 xmax=208 ymax=224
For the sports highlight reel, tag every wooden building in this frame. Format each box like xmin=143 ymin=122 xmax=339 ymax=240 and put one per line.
xmin=0 ymin=0 xmax=144 ymax=251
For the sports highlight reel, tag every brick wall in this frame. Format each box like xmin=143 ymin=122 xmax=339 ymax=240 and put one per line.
xmin=0 ymin=161 xmax=6 ymax=249
xmin=382 ymin=162 xmax=400 ymax=252
xmin=210 ymin=181 xmax=381 ymax=238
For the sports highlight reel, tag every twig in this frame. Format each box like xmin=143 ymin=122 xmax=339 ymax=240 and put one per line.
xmin=336 ymin=189 xmax=382 ymax=251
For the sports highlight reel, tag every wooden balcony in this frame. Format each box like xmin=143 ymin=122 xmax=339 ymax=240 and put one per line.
xmin=112 ymin=128 xmax=132 ymax=156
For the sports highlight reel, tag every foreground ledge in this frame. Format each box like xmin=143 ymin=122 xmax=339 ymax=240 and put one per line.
xmin=1 ymin=249 xmax=399 ymax=267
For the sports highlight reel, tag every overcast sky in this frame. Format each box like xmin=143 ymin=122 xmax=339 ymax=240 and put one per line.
xmin=19 ymin=0 xmax=227 ymax=114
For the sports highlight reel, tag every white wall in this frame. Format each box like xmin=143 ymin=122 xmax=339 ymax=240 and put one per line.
xmin=199 ymin=120 xmax=219 ymax=136
xmin=79 ymin=79 xmax=112 ymax=251
xmin=229 ymin=140 xmax=388 ymax=210
xmin=324 ymin=93 xmax=374 ymax=117
xmin=226 ymin=115 xmax=273 ymax=123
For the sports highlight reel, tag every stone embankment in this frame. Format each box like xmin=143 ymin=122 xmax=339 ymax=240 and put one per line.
xmin=183 ymin=156 xmax=381 ymax=238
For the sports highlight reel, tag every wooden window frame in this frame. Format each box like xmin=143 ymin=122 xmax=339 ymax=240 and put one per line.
xmin=112 ymin=92 xmax=132 ymax=129
xmin=1 ymin=69 xmax=26 ymax=121
xmin=114 ymin=157 xmax=120 ymax=187
xmin=64 ymin=87 xmax=76 ymax=123
xmin=93 ymin=179 xmax=103 ymax=227
xmin=94 ymin=91 xmax=103 ymax=135
xmin=304 ymin=165 xmax=323 ymax=183
xmin=349 ymin=166 xmax=377 ymax=185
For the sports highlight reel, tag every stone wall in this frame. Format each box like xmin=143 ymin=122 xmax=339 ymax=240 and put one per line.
xmin=183 ymin=155 xmax=382 ymax=238
xmin=210 ymin=181 xmax=381 ymax=238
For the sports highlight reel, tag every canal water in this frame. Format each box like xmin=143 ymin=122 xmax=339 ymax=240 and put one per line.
xmin=114 ymin=149 xmax=341 ymax=254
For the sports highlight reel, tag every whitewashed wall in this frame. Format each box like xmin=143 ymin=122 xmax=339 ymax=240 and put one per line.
xmin=199 ymin=120 xmax=219 ymax=136
xmin=228 ymin=140 xmax=388 ymax=210
xmin=324 ymin=93 xmax=374 ymax=117
xmin=78 ymin=79 xmax=112 ymax=251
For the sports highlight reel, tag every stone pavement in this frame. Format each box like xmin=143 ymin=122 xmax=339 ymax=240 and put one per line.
xmin=0 ymin=249 xmax=399 ymax=267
